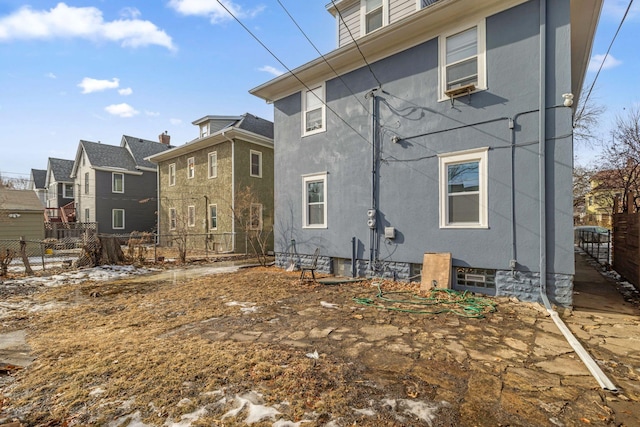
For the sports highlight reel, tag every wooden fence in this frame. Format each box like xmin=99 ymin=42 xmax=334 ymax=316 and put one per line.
xmin=612 ymin=196 xmax=640 ymax=286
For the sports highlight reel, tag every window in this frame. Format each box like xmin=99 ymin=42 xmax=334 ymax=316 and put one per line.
xmin=200 ymin=124 xmax=209 ymax=138
xmin=456 ymin=267 xmax=496 ymax=290
xmin=63 ymin=183 xmax=74 ymax=198
xmin=112 ymin=209 xmax=125 ymax=230
xmin=439 ymin=22 xmax=486 ymax=99
xmin=187 ymin=157 xmax=195 ymax=179
xmin=363 ymin=0 xmax=385 ymax=34
xmin=169 ymin=208 xmax=177 ymax=230
xmin=188 ymin=205 xmax=195 ymax=227
xmin=209 ymin=204 xmax=217 ymax=230
xmin=84 ymin=208 xmax=90 ymax=222
xmin=250 ymin=203 xmax=263 ymax=230
xmin=439 ymin=148 xmax=488 ymax=228
xmin=303 ymin=172 xmax=327 ymax=228
xmin=112 ymin=173 xmax=124 ymax=193
xmin=302 ymin=84 xmax=325 ymax=136
xmin=84 ymin=172 xmax=89 ymax=194
xmin=419 ymin=0 xmax=440 ymax=8
xmin=208 ymin=152 xmax=218 ymax=178
xmin=250 ymin=150 xmax=262 ymax=178
xmin=169 ymin=163 xmax=176 ymax=186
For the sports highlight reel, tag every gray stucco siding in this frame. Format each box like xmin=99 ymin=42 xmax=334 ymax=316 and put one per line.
xmin=273 ymin=0 xmax=574 ymax=284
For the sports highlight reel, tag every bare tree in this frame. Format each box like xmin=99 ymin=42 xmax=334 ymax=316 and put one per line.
xmin=231 ymin=186 xmax=273 ymax=266
xmin=598 ymin=107 xmax=640 ymax=213
xmin=0 ymin=175 xmax=31 ymax=190
xmin=573 ymin=87 xmax=606 ymax=149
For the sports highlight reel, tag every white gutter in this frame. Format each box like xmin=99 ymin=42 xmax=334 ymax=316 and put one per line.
xmin=538 ymin=0 xmax=616 ymax=392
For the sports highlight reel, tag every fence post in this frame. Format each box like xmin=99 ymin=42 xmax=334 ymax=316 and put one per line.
xmin=19 ymin=237 xmax=33 ymax=275
xmin=40 ymin=241 xmax=45 ymax=271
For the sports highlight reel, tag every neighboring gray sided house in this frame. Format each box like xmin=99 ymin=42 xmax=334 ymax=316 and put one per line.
xmin=45 ymin=158 xmax=75 ymax=211
xmin=250 ymin=0 xmax=602 ymax=306
xmin=70 ymin=134 xmax=172 ymax=234
xmin=30 ymin=168 xmax=47 ymax=205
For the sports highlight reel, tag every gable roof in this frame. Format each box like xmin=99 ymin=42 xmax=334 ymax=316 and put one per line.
xmin=48 ymin=158 xmax=74 ymax=183
xmin=0 ymin=188 xmax=44 ymax=212
xmin=121 ymin=135 xmax=172 ymax=170
xmin=30 ymin=169 xmax=47 ymax=189
xmin=147 ymin=113 xmax=274 ymax=163
xmin=80 ymin=140 xmax=138 ymax=172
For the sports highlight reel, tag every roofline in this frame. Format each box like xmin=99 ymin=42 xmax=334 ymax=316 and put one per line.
xmin=146 ymin=127 xmax=273 ymax=163
xmin=92 ymin=166 xmax=143 ymax=176
xmin=191 ymin=115 xmax=243 ymax=126
xmin=251 ymin=0 xmax=600 ymax=103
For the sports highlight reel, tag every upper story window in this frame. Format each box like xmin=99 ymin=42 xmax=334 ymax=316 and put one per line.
xmin=208 ymin=152 xmax=218 ymax=179
xmin=200 ymin=124 xmax=209 ymax=138
xmin=112 ymin=173 xmax=124 ymax=193
xmin=419 ymin=0 xmax=441 ymax=8
xmin=169 ymin=163 xmax=176 ymax=186
xmin=438 ymin=148 xmax=488 ymax=229
xmin=63 ymin=183 xmax=74 ymax=198
xmin=362 ymin=0 xmax=386 ymax=35
xmin=84 ymin=172 xmax=89 ymax=194
xmin=187 ymin=157 xmax=195 ymax=179
xmin=439 ymin=21 xmax=486 ymax=100
xmin=302 ymin=84 xmax=326 ymax=137
xmin=250 ymin=150 xmax=262 ymax=178
xmin=303 ymin=172 xmax=328 ymax=229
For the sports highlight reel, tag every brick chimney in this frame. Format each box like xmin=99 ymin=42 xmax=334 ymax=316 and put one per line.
xmin=159 ymin=131 xmax=170 ymax=145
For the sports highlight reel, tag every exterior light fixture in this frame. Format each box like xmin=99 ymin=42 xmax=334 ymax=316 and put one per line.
xmin=562 ymin=93 xmax=574 ymax=107
xmin=8 ymin=213 xmax=21 ymax=218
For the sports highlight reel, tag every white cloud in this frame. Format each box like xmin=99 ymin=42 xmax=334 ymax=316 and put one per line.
xmin=0 ymin=3 xmax=175 ymax=51
xmin=258 ymin=65 xmax=284 ymax=77
xmin=118 ymin=87 xmax=133 ymax=96
xmin=46 ymin=72 xmax=57 ymax=79
xmin=603 ymin=0 xmax=640 ymax=20
xmin=168 ymin=0 xmax=263 ymax=24
xmin=170 ymin=118 xmax=183 ymax=125
xmin=120 ymin=7 xmax=141 ymax=19
xmin=588 ymin=54 xmax=622 ymax=72
xmin=145 ymin=110 xmax=160 ymax=116
xmin=78 ymin=77 xmax=120 ymax=94
xmin=105 ymin=103 xmax=139 ymax=118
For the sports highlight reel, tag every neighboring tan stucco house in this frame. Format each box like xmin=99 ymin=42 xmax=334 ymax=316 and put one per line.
xmin=147 ymin=113 xmax=274 ymax=254
xmin=70 ymin=135 xmax=171 ymax=234
xmin=250 ymin=0 xmax=603 ymax=306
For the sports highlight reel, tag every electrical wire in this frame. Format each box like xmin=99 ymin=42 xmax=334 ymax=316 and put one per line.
xmin=577 ymin=0 xmax=634 ymax=119
xmin=275 ymin=0 xmax=370 ymax=114
xmin=214 ymin=0 xmax=374 ymax=149
xmin=329 ymin=0 xmax=383 ymax=88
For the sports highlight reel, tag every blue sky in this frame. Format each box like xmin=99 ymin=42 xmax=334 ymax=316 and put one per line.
xmin=0 ymin=0 xmax=637 ymax=180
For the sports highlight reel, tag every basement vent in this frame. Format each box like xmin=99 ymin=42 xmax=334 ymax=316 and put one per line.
xmin=456 ymin=268 xmax=496 ymax=289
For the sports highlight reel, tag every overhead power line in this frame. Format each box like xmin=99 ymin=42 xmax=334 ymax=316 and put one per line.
xmin=578 ymin=0 xmax=634 ymax=119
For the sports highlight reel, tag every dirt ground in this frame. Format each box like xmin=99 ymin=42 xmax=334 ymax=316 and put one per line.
xmin=0 ymin=262 xmax=638 ymax=426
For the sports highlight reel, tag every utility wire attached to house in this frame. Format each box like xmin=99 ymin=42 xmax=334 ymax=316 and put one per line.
xmin=214 ymin=0 xmax=374 ymax=149
xmin=578 ymin=0 xmax=634 ymax=120
xmin=275 ymin=0 xmax=371 ymax=114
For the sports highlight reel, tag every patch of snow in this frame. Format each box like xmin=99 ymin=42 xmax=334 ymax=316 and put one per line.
xmin=320 ymin=301 xmax=339 ymax=309
xmin=108 ymin=410 xmax=153 ymax=427
xmin=305 ymin=350 xmax=319 ymax=360
xmin=353 ymin=407 xmax=376 ymax=416
xmin=222 ymin=392 xmax=281 ymax=424
xmin=164 ymin=407 xmax=208 ymax=427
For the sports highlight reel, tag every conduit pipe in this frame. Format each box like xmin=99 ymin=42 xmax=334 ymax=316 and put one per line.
xmin=537 ymin=0 xmax=616 ymax=392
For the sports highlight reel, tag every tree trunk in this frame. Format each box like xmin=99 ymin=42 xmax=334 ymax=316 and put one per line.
xmin=20 ymin=238 xmax=33 ymax=275
xmin=99 ymin=236 xmax=126 ymax=265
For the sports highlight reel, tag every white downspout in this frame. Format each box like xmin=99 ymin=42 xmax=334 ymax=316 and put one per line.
xmin=222 ymin=131 xmax=236 ymax=252
xmin=538 ymin=0 xmax=616 ymax=392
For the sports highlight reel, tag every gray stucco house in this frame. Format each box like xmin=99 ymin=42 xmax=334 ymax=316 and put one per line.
xmin=250 ymin=0 xmax=602 ymax=306
xmin=70 ymin=135 xmax=171 ymax=234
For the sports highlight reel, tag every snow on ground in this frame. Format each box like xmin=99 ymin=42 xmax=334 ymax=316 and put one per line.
xmin=107 ymin=390 xmax=450 ymax=427
xmin=2 ymin=265 xmax=160 ymax=287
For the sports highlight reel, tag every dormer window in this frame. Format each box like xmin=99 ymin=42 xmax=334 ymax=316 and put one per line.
xmin=200 ymin=124 xmax=209 ymax=138
xmin=363 ymin=0 xmax=386 ymax=35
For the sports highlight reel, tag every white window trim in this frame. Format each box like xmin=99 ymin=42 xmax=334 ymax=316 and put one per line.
xmin=438 ymin=19 xmax=487 ymax=102
xmin=250 ymin=150 xmax=262 ymax=178
xmin=302 ymin=172 xmax=328 ymax=229
xmin=302 ymin=83 xmax=326 ymax=137
xmin=169 ymin=163 xmax=176 ymax=186
xmin=360 ymin=0 xmax=388 ymax=36
xmin=209 ymin=204 xmax=218 ymax=230
xmin=250 ymin=203 xmax=263 ymax=231
xmin=438 ymin=147 xmax=488 ymax=229
xmin=112 ymin=209 xmax=125 ymax=230
xmin=169 ymin=207 xmax=177 ymax=230
xmin=187 ymin=205 xmax=195 ymax=227
xmin=208 ymin=151 xmax=218 ymax=179
xmin=112 ymin=172 xmax=124 ymax=194
xmin=62 ymin=183 xmax=73 ymax=198
xmin=187 ymin=157 xmax=195 ymax=179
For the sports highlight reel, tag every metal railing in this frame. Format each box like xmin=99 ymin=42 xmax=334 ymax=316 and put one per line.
xmin=576 ymin=229 xmax=611 ymax=267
